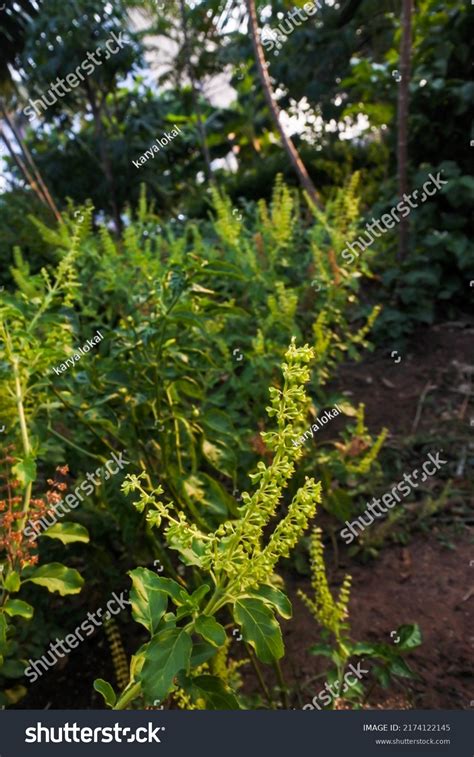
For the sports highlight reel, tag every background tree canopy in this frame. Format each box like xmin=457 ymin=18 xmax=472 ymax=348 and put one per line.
xmin=0 ymin=0 xmax=472 ymax=330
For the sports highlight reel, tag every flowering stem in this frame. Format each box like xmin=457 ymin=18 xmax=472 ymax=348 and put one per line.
xmin=10 ymin=349 xmax=33 ymax=528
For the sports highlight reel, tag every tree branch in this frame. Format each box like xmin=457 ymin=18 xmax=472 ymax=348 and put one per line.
xmin=245 ymin=0 xmax=323 ymax=210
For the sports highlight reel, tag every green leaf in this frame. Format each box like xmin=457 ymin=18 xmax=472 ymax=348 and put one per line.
xmin=93 ymin=679 xmax=117 ymax=708
xmin=190 ymin=641 xmax=217 ymax=667
xmin=181 ymin=472 xmax=239 ymax=524
xmin=132 ymin=575 xmax=190 ymax=606
xmin=201 ymin=439 xmax=236 ymax=478
xmin=337 ymin=402 xmax=358 ymax=417
xmin=4 ymin=572 xmax=20 ymax=593
xmin=12 ymin=456 xmax=36 ymax=487
xmin=372 ymin=665 xmax=391 ymax=688
xmin=389 ymin=657 xmax=417 ymax=679
xmin=173 ymin=378 xmax=204 ymax=400
xmin=188 ymin=585 xmax=211 ymax=607
xmin=0 ymin=659 xmax=27 ymax=678
xmin=0 ymin=614 xmax=7 ymax=648
xmin=351 ymin=642 xmax=378 ymax=656
xmin=249 ymin=585 xmax=292 ymax=619
xmin=3 ymin=599 xmax=34 ymax=620
xmin=42 ymin=522 xmax=90 ymax=545
xmin=25 ymin=563 xmax=84 ymax=596
xmin=187 ymin=675 xmax=241 ymax=710
xmin=308 ymin=642 xmax=334 ymax=659
xmin=326 ymin=489 xmax=354 ymax=522
xmin=196 ymin=261 xmax=245 ymax=280
xmin=201 ymin=408 xmax=235 ymax=437
xmin=129 ymin=568 xmax=168 ymax=635
xmin=234 ymin=598 xmax=284 ymax=664
xmin=395 ymin=624 xmax=422 ymax=651
xmin=195 ymin=615 xmax=226 ymax=647
xmin=139 ymin=628 xmax=192 ymax=702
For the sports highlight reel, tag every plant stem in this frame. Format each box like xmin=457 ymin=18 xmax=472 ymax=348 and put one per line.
xmin=246 ymin=643 xmax=273 ymax=708
xmin=273 ymin=659 xmax=289 ymax=709
xmin=12 ymin=355 xmax=33 ymax=525
xmin=114 ymin=681 xmax=141 ymax=710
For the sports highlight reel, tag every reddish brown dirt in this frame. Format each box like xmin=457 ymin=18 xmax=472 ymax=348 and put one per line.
xmin=333 ymin=320 xmax=473 ymax=437
xmin=282 ymin=534 xmax=473 ymax=710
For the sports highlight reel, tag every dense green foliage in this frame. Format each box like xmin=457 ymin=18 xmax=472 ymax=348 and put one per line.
xmin=0 ymin=179 xmax=399 ymax=708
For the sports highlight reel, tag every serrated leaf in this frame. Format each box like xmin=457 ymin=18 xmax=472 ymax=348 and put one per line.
xmin=130 ymin=574 xmax=190 ymax=606
xmin=12 ymin=456 xmax=36 ymax=487
xmin=372 ymin=665 xmax=391 ymax=688
xmin=139 ymin=628 xmax=192 ymax=702
xmin=351 ymin=642 xmax=377 ymax=655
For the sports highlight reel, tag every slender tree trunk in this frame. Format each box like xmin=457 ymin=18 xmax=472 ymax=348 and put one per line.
xmin=397 ymin=0 xmax=414 ymax=262
xmin=0 ymin=125 xmax=53 ymax=213
xmin=178 ymin=0 xmax=214 ymax=183
xmin=245 ymin=0 xmax=322 ymax=210
xmin=0 ymin=104 xmax=61 ymax=223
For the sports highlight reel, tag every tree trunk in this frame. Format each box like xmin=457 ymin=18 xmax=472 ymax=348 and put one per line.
xmin=0 ymin=124 xmax=57 ymax=216
xmin=397 ymin=0 xmax=414 ymax=262
xmin=245 ymin=0 xmax=322 ymax=210
xmin=1 ymin=103 xmax=61 ymax=223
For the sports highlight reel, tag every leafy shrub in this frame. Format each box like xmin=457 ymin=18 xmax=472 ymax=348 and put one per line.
xmin=0 ymin=177 xmax=389 ymax=706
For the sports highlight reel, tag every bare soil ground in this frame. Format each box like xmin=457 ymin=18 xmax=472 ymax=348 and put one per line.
xmin=280 ymin=319 xmax=473 ymax=710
